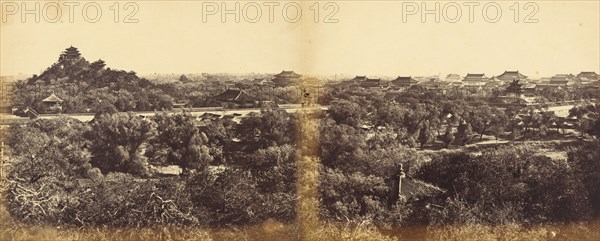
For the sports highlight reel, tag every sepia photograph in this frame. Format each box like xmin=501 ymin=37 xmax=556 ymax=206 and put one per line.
xmin=0 ymin=1 xmax=599 ymax=240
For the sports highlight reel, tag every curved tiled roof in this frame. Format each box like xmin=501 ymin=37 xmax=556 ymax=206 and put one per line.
xmin=497 ymin=70 xmax=527 ymax=80
xmin=274 ymin=71 xmax=301 ymax=78
xmin=463 ymin=73 xmax=488 ymax=82
xmin=393 ymin=76 xmax=418 ymax=83
xmin=42 ymin=93 xmax=64 ymax=103
xmin=213 ymin=88 xmax=257 ymax=102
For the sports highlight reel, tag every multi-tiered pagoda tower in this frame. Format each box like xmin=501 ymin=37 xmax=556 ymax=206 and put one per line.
xmin=58 ymin=46 xmax=82 ymax=62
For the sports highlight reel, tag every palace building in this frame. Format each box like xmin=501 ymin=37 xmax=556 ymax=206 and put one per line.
xmin=336 ymin=76 xmax=367 ymax=89
xmin=496 ymin=71 xmax=527 ymax=82
xmin=272 ymin=71 xmax=302 ymax=87
xmin=444 ymin=73 xmax=462 ymax=82
xmin=41 ymin=93 xmax=64 ymax=113
xmin=391 ymin=76 xmax=419 ymax=88
xmin=359 ymin=78 xmax=386 ymax=89
xmin=462 ymin=73 xmax=489 ymax=86
xmin=576 ymin=71 xmax=599 ymax=82
xmin=549 ymin=74 xmax=575 ymax=86
xmin=212 ymin=88 xmax=258 ymax=108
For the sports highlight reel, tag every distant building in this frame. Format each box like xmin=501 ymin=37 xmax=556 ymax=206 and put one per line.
xmin=212 ymin=88 xmax=258 ymax=108
xmin=535 ymin=83 xmax=568 ymax=92
xmin=575 ymin=71 xmax=599 ymax=82
xmin=251 ymin=78 xmax=273 ymax=86
xmin=391 ymin=76 xmax=419 ymax=88
xmin=337 ymin=75 xmax=366 ymax=88
xmin=535 ymin=74 xmax=575 ymax=91
xmin=448 ymin=81 xmax=463 ymax=87
xmin=573 ymin=72 xmax=600 ymax=89
xmin=348 ymin=75 xmax=368 ymax=83
xmin=462 ymin=73 xmax=488 ymax=86
xmin=58 ymin=46 xmax=82 ymax=62
xmin=496 ymin=70 xmax=527 ymax=82
xmin=359 ymin=78 xmax=386 ymax=89
xmin=41 ymin=93 xmax=63 ymax=113
xmin=520 ymin=83 xmax=537 ymax=95
xmin=484 ymin=80 xmax=504 ymax=89
xmin=444 ymin=73 xmax=462 ymax=82
xmin=549 ymin=74 xmax=574 ymax=86
xmin=337 ymin=75 xmax=387 ymax=90
xmin=421 ymin=80 xmax=450 ymax=94
xmin=273 ymin=71 xmax=302 ymax=87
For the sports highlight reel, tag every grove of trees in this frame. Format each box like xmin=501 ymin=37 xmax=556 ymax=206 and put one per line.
xmin=4 ymin=84 xmax=600 ymax=240
xmin=5 ymin=110 xmax=299 ymax=227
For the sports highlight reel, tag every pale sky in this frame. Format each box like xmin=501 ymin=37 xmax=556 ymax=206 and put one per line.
xmin=1 ymin=1 xmax=599 ymax=78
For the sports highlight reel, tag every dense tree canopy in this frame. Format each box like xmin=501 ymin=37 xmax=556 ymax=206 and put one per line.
xmin=87 ymin=113 xmax=156 ymax=176
xmin=416 ymin=146 xmax=592 ymax=225
xmin=147 ymin=112 xmax=213 ymax=174
xmin=5 ymin=79 xmax=600 ymax=239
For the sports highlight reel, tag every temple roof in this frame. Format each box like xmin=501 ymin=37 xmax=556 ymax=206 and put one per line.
xmin=577 ymin=71 xmax=599 ymax=79
xmin=359 ymin=78 xmax=382 ymax=86
xmin=349 ymin=75 xmax=368 ymax=82
xmin=337 ymin=76 xmax=366 ymax=86
xmin=364 ymin=78 xmax=381 ymax=83
xmin=274 ymin=71 xmax=301 ymax=78
xmin=444 ymin=74 xmax=462 ymax=82
xmin=64 ymin=46 xmax=80 ymax=54
xmin=463 ymin=73 xmax=488 ymax=81
xmin=497 ymin=70 xmax=527 ymax=80
xmin=393 ymin=76 xmax=418 ymax=83
xmin=42 ymin=93 xmax=64 ymax=103
xmin=550 ymin=74 xmax=574 ymax=83
xmin=577 ymin=71 xmax=597 ymax=75
xmin=213 ymin=88 xmax=257 ymax=102
xmin=60 ymin=46 xmax=82 ymax=60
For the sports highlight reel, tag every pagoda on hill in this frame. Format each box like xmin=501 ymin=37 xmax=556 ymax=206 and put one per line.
xmin=41 ymin=93 xmax=64 ymax=113
xmin=58 ymin=46 xmax=82 ymax=62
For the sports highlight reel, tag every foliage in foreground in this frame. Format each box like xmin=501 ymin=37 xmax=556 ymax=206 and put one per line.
xmin=3 ymin=106 xmax=600 ymax=240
